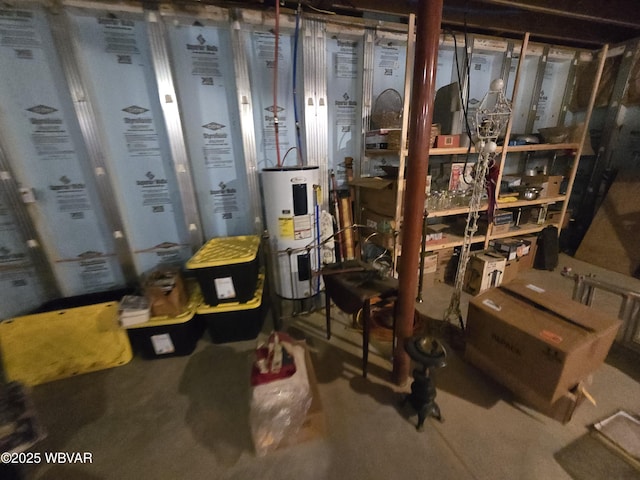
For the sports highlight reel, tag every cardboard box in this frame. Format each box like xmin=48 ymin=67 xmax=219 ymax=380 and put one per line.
xmin=144 ymin=269 xmax=188 ymax=317
xmin=419 ymin=252 xmax=438 ymax=274
xmin=529 ymin=205 xmax=548 ymax=225
xmin=425 ymin=223 xmax=449 ymax=244
xmin=490 ymin=238 xmax=530 ymax=260
xmin=366 ymin=126 xmax=439 ymax=150
xmin=435 ymin=134 xmax=461 ymax=148
xmin=463 ymin=251 xmax=506 ymax=295
xmin=435 ymin=247 xmax=456 ymax=284
xmin=420 ymin=272 xmax=437 ymax=290
xmin=351 ymin=177 xmax=398 ymax=217
xmin=501 ymin=257 xmax=519 ymax=284
xmin=515 ymin=382 xmax=587 ymax=424
xmin=494 ymin=209 xmax=514 ymax=226
xmin=500 ymin=175 xmax=522 ymax=193
xmin=361 ymin=208 xmax=396 ymax=251
xmin=523 ymin=175 xmax=563 ymax=197
xmin=365 ymin=129 xmax=402 ymax=150
xmin=516 ymin=235 xmax=538 ymax=271
xmin=465 ymin=281 xmax=621 ymax=405
xmin=546 ymin=209 xmax=563 ymax=225
xmin=491 ymin=223 xmax=511 ymax=235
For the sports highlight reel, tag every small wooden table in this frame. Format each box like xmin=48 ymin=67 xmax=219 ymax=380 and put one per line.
xmin=321 ymin=260 xmax=399 ymax=377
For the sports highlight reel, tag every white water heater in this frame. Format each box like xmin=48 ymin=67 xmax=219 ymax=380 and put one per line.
xmin=261 ymin=166 xmax=322 ymax=299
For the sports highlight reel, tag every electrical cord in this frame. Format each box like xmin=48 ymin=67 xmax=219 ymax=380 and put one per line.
xmin=274 ymin=0 xmax=282 ymax=167
xmin=292 ymin=2 xmax=304 ymax=165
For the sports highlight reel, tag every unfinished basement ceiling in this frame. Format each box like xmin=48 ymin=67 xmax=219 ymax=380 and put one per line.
xmin=220 ymin=0 xmax=640 ymax=49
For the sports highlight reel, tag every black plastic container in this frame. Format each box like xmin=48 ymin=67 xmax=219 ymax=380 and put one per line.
xmin=126 ymin=296 xmax=204 ymax=358
xmin=186 ymin=235 xmax=261 ymax=306
xmin=196 ymin=272 xmax=266 ymax=344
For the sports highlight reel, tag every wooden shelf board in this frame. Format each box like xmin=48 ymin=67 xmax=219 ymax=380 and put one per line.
xmin=489 ymin=222 xmax=559 ymax=240
xmin=505 ymin=142 xmax=579 ymax=152
xmin=427 ymin=203 xmax=489 ymax=217
xmin=423 ymin=233 xmax=486 ymax=252
xmin=496 ymin=195 xmax=565 ymax=208
xmin=366 ymin=143 xmax=578 ymax=158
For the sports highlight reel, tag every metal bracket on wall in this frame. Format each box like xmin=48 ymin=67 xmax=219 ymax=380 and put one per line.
xmin=229 ymin=8 xmax=262 ymax=234
xmin=0 ymin=143 xmax=61 ymax=300
xmin=525 ymin=45 xmax=550 ymax=134
xmin=303 ymin=18 xmax=330 ymax=211
xmin=47 ymin=7 xmax=138 ymax=285
xmin=360 ymin=28 xmax=375 ymax=179
xmin=146 ymin=11 xmax=204 ymax=250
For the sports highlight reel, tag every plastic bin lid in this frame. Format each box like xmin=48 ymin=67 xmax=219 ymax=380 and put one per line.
xmin=196 ymin=271 xmax=265 ymax=314
xmin=0 ymin=302 xmax=132 ymax=386
xmin=186 ymin=235 xmax=261 ymax=269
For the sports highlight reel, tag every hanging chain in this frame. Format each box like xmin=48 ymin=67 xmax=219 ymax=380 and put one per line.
xmin=444 ymin=79 xmax=512 ymax=329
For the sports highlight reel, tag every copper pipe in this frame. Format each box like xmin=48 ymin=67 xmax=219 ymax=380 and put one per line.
xmin=392 ymin=0 xmax=443 ymax=386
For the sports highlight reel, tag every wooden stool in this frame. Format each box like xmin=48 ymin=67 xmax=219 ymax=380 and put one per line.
xmin=321 ymin=260 xmax=399 ymax=377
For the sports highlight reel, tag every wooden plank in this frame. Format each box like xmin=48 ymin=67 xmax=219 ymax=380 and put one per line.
xmin=575 ymin=171 xmax=640 ymax=277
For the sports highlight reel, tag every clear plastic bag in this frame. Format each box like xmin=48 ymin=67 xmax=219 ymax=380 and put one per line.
xmin=249 ymin=341 xmax=311 ymax=456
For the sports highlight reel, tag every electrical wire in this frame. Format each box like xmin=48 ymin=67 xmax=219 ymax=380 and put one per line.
xmin=446 ymin=23 xmax=475 ymax=187
xmin=281 ymin=146 xmax=298 ymax=166
xmin=274 ymin=0 xmax=282 ymax=167
xmin=306 ymin=3 xmax=336 ymax=15
xmin=292 ymin=2 xmax=304 ymax=165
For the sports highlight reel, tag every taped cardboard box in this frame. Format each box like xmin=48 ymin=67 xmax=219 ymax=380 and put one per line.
xmin=501 ymin=257 xmax=519 ymax=284
xmin=463 ymin=251 xmax=506 ymax=295
xmin=523 ymin=175 xmax=563 ymax=197
xmin=361 ymin=208 xmax=397 ymax=251
xmin=490 ymin=238 xmax=530 ymax=261
xmin=350 ymin=177 xmax=399 ymax=217
xmin=435 ymin=247 xmax=457 ymax=284
xmin=365 ymin=129 xmax=402 ymax=150
xmin=144 ymin=269 xmax=188 ymax=317
xmin=465 ymin=280 xmax=621 ymax=405
xmin=516 ymin=235 xmax=538 ymax=271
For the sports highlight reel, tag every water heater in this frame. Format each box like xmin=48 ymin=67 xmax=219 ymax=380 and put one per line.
xmin=261 ymin=166 xmax=322 ymax=299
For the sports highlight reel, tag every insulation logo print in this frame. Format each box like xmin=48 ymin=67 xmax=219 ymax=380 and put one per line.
xmin=265 ymin=105 xmax=284 ymax=113
xmin=27 ymin=105 xmax=57 ymax=115
xmin=60 ymin=175 xmax=70 ymax=185
xmin=264 ymin=105 xmax=285 ymax=123
xmin=154 ymin=242 xmax=179 ymax=250
xmin=122 ymin=105 xmax=149 ymax=115
xmin=118 ymin=55 xmax=132 ymax=64
xmin=197 ymin=34 xmax=206 ymax=45
xmin=77 ymin=251 xmax=103 ymax=259
xmin=202 ymin=122 xmax=225 ymax=131
xmin=209 ymin=181 xmax=236 ymax=195
xmin=15 ymin=49 xmax=33 ymax=60
xmin=0 ymin=246 xmax=26 ymax=263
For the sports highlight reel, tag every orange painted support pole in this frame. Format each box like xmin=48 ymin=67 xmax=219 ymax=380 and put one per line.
xmin=392 ymin=0 xmax=443 ymax=385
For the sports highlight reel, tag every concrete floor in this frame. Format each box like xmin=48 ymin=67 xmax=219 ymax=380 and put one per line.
xmin=17 ymin=254 xmax=640 ymax=479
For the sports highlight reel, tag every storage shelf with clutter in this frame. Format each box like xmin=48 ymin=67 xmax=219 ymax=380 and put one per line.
xmin=355 ymin=27 xmax=607 ymax=287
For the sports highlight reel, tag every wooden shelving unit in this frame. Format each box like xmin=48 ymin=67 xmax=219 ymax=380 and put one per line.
xmin=359 ymin=28 xmax=608 ymax=266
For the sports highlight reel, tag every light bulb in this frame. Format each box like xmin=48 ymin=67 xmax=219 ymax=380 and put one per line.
xmin=483 ymin=141 xmax=497 ymax=154
xmin=490 ymin=79 xmax=504 ymax=92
